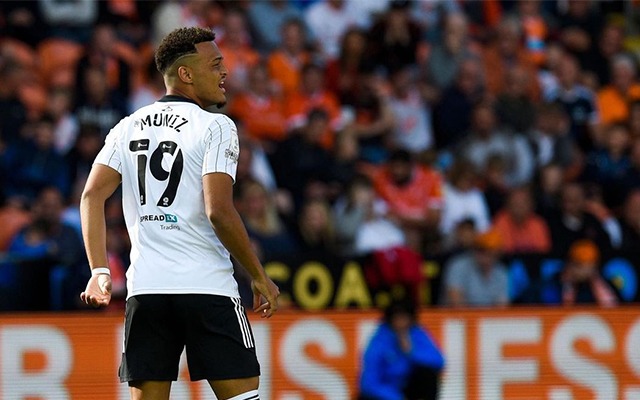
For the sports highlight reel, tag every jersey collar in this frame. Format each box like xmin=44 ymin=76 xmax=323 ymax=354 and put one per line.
xmin=158 ymin=95 xmax=200 ymax=106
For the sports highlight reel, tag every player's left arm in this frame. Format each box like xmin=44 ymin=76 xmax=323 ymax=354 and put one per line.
xmin=80 ymin=164 xmax=121 ymax=307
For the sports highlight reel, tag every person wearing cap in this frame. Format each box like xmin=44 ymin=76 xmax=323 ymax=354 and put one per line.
xmin=538 ymin=239 xmax=619 ymax=306
xmin=441 ymin=229 xmax=509 ymax=307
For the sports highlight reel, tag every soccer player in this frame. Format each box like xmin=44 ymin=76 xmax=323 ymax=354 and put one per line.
xmin=79 ymin=27 xmax=279 ymax=400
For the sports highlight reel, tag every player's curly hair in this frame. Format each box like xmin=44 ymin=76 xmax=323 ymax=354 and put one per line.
xmin=155 ymin=27 xmax=216 ymax=75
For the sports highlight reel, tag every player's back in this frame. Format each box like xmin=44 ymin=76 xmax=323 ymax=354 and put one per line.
xmin=96 ymin=96 xmax=239 ymax=298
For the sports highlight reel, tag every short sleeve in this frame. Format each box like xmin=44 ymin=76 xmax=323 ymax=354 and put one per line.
xmin=94 ymin=125 xmax=123 ymax=173
xmin=203 ymin=115 xmax=239 ymax=182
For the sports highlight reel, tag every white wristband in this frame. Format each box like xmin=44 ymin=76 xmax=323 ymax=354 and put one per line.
xmin=91 ymin=267 xmax=111 ymax=276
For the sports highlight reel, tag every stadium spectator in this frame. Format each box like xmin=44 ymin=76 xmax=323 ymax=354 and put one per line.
xmin=388 ymin=65 xmax=434 ymax=155
xmin=433 ymin=56 xmax=485 ymax=150
xmin=325 ymin=27 xmax=369 ymax=104
xmin=480 ymin=154 xmax=509 ymax=216
xmin=47 ymin=86 xmax=79 ymax=155
xmin=536 ymin=239 xmax=619 ymax=306
xmin=587 ymin=22 xmax=625 ymax=86
xmin=582 ymin=123 xmax=631 ymax=208
xmin=359 ymin=298 xmax=444 ymax=400
xmin=267 ymin=18 xmax=310 ymax=97
xmin=597 ymin=54 xmax=640 ymax=126
xmin=339 ymin=65 xmax=394 ymax=164
xmin=534 ymin=163 xmax=565 ymax=217
xmin=545 ymin=182 xmax=612 ymax=257
xmin=216 ymin=8 xmax=260 ymax=96
xmin=527 ymin=103 xmax=576 ymax=169
xmin=544 ymin=52 xmax=599 ymax=151
xmin=494 ymin=65 xmax=536 ymax=134
xmin=482 ymin=16 xmax=540 ymax=100
xmin=442 ymin=218 xmax=479 ymax=255
xmin=440 ymin=159 xmax=491 ymax=242
xmin=511 ymin=0 xmax=553 ymax=67
xmin=1 ymin=187 xmax=87 ymax=311
xmin=492 ymin=186 xmax=551 ymax=254
xmin=441 ymin=229 xmax=509 ymax=307
xmin=247 ymin=0 xmax=304 ymax=54
xmin=295 ymin=198 xmax=335 ymax=256
xmin=460 ymin=102 xmax=535 ymax=187
xmin=425 ymin=12 xmax=474 ymax=91
xmin=367 ymin=1 xmax=423 ymax=74
xmin=74 ymin=24 xmax=131 ymax=101
xmin=2 ymin=115 xmax=70 ymax=201
xmin=369 ymin=149 xmax=443 ymax=252
xmin=284 ymin=63 xmax=342 ymax=148
xmin=74 ymin=65 xmax=127 ymax=138
xmin=304 ymin=0 xmax=365 ymax=62
xmin=0 ymin=2 xmax=45 ymax=47
xmin=333 ymin=175 xmax=378 ymax=256
xmin=228 ymin=64 xmax=287 ymax=144
xmin=353 ymin=197 xmax=406 ymax=256
xmin=65 ymin=124 xmax=103 ymax=190
xmin=270 ymin=108 xmax=338 ymax=207
xmin=556 ymin=0 xmax=603 ymax=69
xmin=537 ymin=42 xmax=564 ymax=99
xmin=235 ymin=179 xmax=297 ymax=262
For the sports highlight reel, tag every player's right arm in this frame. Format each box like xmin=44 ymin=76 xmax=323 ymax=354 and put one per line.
xmin=203 ymin=172 xmax=280 ymax=317
xmin=80 ymin=164 xmax=122 ymax=307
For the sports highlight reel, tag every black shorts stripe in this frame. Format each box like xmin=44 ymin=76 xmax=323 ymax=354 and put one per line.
xmin=232 ymin=297 xmax=253 ymax=348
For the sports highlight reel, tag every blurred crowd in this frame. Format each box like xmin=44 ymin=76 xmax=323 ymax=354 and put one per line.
xmin=1 ymin=0 xmax=640 ymax=311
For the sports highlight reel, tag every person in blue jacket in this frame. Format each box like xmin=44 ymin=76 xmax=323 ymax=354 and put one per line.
xmin=358 ymin=298 xmax=445 ymax=400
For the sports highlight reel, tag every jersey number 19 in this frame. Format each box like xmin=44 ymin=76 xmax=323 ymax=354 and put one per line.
xmin=129 ymin=139 xmax=184 ymax=207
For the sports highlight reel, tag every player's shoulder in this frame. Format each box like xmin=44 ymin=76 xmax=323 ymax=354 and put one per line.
xmin=205 ymin=113 xmax=237 ymax=136
xmin=207 ymin=112 xmax=236 ymax=127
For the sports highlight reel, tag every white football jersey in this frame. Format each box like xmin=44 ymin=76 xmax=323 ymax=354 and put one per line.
xmin=94 ymin=95 xmax=240 ymax=299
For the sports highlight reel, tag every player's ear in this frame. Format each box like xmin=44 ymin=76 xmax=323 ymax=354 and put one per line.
xmin=177 ymin=65 xmax=193 ymax=84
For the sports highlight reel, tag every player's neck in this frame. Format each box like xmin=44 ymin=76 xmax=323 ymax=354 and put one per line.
xmin=165 ymin=87 xmax=204 ymax=108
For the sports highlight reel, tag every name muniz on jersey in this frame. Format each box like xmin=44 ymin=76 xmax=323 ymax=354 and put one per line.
xmin=134 ymin=113 xmax=189 ymax=132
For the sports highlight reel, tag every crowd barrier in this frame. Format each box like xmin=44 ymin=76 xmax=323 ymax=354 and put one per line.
xmin=262 ymin=252 xmax=640 ymax=309
xmin=0 ymin=307 xmax=638 ymax=399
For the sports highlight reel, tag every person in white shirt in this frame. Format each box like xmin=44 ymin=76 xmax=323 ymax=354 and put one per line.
xmin=80 ymin=27 xmax=279 ymax=400
xmin=304 ymin=0 xmax=366 ymax=61
xmin=440 ymin=159 xmax=491 ymax=241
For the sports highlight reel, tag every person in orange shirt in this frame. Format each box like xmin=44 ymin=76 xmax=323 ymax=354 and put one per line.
xmin=515 ymin=0 xmax=550 ymax=66
xmin=370 ymin=150 xmax=443 ymax=251
xmin=597 ymin=54 xmax=640 ymax=125
xmin=267 ymin=18 xmax=310 ymax=97
xmin=228 ymin=64 xmax=287 ymax=144
xmin=284 ymin=62 xmax=342 ymax=149
xmin=217 ymin=8 xmax=260 ymax=95
xmin=492 ymin=186 xmax=551 ymax=254
xmin=482 ymin=16 xmax=540 ymax=101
